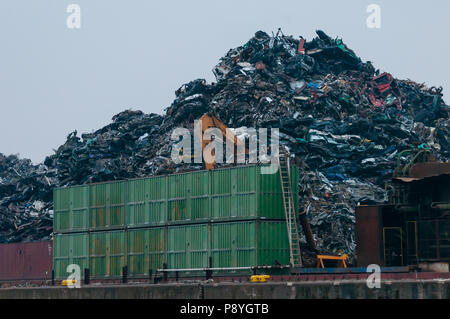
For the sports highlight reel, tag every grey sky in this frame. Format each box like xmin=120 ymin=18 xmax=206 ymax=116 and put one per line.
xmin=0 ymin=0 xmax=449 ymax=163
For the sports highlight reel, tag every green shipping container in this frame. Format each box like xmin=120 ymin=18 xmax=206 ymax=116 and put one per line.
xmin=54 ymin=164 xmax=298 ymax=232
xmin=89 ymin=181 xmax=126 ymax=230
xmin=54 ymin=186 xmax=89 ymax=233
xmin=210 ymin=220 xmax=290 ymax=268
xmin=126 ymin=177 xmax=166 ymax=226
xmin=127 ymin=227 xmax=166 ymax=276
xmin=53 ymin=220 xmax=290 ymax=279
xmin=53 ymin=233 xmax=88 ymax=279
xmin=167 ymin=224 xmax=209 ymax=269
xmin=89 ymin=230 xmax=126 ymax=278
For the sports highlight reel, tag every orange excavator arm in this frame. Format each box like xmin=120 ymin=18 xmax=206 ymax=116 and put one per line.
xmin=199 ymin=113 xmax=248 ymax=170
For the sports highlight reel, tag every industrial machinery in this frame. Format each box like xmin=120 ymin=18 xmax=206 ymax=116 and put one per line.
xmin=198 ymin=113 xmax=249 ymax=170
xmin=356 ymin=145 xmax=450 ymax=271
xmin=51 ymin=113 xmax=317 ymax=280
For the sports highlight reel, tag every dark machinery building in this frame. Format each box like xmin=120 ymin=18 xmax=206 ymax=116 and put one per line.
xmin=356 ymin=149 xmax=450 ymax=271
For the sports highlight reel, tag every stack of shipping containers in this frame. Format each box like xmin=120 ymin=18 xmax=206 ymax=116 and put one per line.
xmin=53 ymin=165 xmax=298 ymax=279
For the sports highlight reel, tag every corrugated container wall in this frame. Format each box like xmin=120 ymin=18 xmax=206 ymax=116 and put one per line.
xmin=54 ymin=165 xmax=299 ymax=232
xmin=53 ymin=164 xmax=298 ymax=279
xmin=54 ymin=221 xmax=289 ymax=279
xmin=53 ymin=233 xmax=88 ymax=279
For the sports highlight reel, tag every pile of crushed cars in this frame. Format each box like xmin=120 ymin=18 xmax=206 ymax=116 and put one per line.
xmin=1 ymin=30 xmax=449 ymax=264
xmin=0 ymin=154 xmax=54 ymax=243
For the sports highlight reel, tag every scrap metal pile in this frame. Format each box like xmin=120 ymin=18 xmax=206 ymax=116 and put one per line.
xmin=1 ymin=30 xmax=449 ymax=264
xmin=0 ymin=154 xmax=54 ymax=243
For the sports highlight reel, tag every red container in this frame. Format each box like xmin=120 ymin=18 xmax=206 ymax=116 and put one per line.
xmin=0 ymin=241 xmax=53 ymax=281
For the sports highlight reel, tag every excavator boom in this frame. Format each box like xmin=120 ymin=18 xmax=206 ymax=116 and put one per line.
xmin=199 ymin=113 xmax=248 ymax=170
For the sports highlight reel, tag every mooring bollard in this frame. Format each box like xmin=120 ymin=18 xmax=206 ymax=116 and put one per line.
xmin=206 ymin=256 xmax=213 ymax=280
xmin=163 ymin=263 xmax=168 ymax=282
xmin=84 ymin=268 xmax=90 ymax=285
xmin=122 ymin=266 xmax=128 ymax=283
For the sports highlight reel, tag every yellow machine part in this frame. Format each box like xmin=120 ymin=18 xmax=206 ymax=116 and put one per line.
xmin=316 ymin=255 xmax=348 ymax=269
xmin=61 ymin=279 xmax=77 ymax=286
xmin=199 ymin=113 xmax=248 ymax=170
xmin=250 ymin=275 xmax=271 ymax=283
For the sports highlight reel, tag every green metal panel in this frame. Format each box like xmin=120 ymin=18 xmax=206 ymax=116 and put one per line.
xmin=233 ymin=166 xmax=257 ymax=218
xmin=257 ymin=165 xmax=299 ymax=219
xmin=70 ymin=186 xmax=89 ymax=231
xmin=89 ymin=230 xmax=125 ymax=278
xmin=127 ymin=177 xmax=166 ymax=227
xmin=127 ymin=227 xmax=166 ymax=276
xmin=234 ymin=193 xmax=257 ymax=218
xmin=211 ymin=222 xmax=256 ymax=267
xmin=148 ymin=201 xmax=166 ymax=224
xmin=257 ymin=221 xmax=290 ymax=266
xmin=53 ymin=234 xmax=70 ymax=279
xmin=89 ymin=183 xmax=107 ymax=229
xmin=89 ymin=232 xmax=107 ymax=277
xmin=168 ymin=199 xmax=187 ymax=222
xmin=167 ymin=173 xmax=189 ymax=198
xmin=89 ymin=181 xmax=126 ymax=229
xmin=54 ymin=186 xmax=89 ymax=233
xmin=211 ymin=195 xmax=231 ymax=219
xmin=235 ymin=165 xmax=257 ymax=193
xmin=211 ymin=168 xmax=232 ymax=195
xmin=53 ymin=233 xmax=88 ymax=279
xmin=109 ymin=231 xmax=126 ymax=276
xmin=189 ymin=171 xmax=210 ymax=221
xmin=258 ymin=168 xmax=284 ymax=219
xmin=210 ymin=166 xmax=257 ymax=219
xmin=210 ymin=221 xmax=290 ymax=268
xmin=167 ymin=174 xmax=188 ymax=222
xmin=148 ymin=227 xmax=166 ymax=272
xmin=167 ymin=226 xmax=186 ymax=269
xmin=53 ymin=188 xmax=70 ymax=233
xmin=211 ymin=169 xmax=231 ymax=219
xmin=234 ymin=222 xmax=257 ymax=267
xmin=72 ymin=233 xmax=89 ymax=276
xmin=148 ymin=176 xmax=167 ymax=224
xmin=127 ymin=229 xmax=146 ymax=275
xmin=210 ymin=223 xmax=232 ymax=268
xmin=209 ymin=165 xmax=296 ymax=220
xmin=54 ymin=221 xmax=290 ymax=278
xmin=188 ymin=224 xmax=209 ymax=268
xmin=167 ymin=224 xmax=209 ymax=269
xmin=148 ymin=176 xmax=166 ymax=200
xmin=126 ymin=179 xmax=147 ymax=226
xmin=109 ymin=182 xmax=126 ymax=228
xmin=54 ymin=164 xmax=300 ymax=233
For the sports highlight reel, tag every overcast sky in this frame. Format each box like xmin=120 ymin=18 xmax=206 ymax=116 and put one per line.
xmin=0 ymin=0 xmax=449 ymax=163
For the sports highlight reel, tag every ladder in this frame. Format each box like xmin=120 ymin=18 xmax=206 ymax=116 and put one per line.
xmin=278 ymin=153 xmax=302 ymax=268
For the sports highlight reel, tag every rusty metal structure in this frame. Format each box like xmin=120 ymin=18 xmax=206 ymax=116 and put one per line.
xmin=356 ymin=147 xmax=450 ymax=268
xmin=0 ymin=241 xmax=53 ymax=281
xmin=198 ymin=113 xmax=249 ymax=170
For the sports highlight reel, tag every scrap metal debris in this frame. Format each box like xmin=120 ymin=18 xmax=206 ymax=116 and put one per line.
xmin=0 ymin=154 xmax=54 ymax=243
xmin=1 ymin=30 xmax=449 ymax=265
